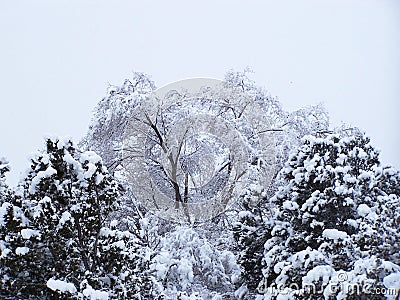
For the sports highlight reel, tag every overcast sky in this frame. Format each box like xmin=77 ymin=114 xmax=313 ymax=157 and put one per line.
xmin=0 ymin=0 xmax=399 ymax=186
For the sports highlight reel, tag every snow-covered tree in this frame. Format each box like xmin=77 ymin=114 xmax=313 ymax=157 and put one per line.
xmin=121 ymin=75 xmax=277 ymax=224
xmin=81 ymin=73 xmax=155 ymax=173
xmin=232 ymin=207 xmax=272 ymax=294
xmin=225 ymin=69 xmax=330 ymax=175
xmin=19 ymin=138 xmax=121 ymax=297
xmin=0 ymin=158 xmax=31 ymax=298
xmin=235 ymin=133 xmax=400 ymax=299
xmin=1 ymin=138 xmax=157 ymax=299
xmin=152 ymin=226 xmax=241 ymax=299
xmin=82 ymin=70 xmax=329 ymax=226
xmin=0 ymin=158 xmax=10 ymax=200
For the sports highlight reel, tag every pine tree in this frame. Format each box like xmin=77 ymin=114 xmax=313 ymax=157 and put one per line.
xmin=0 ymin=158 xmax=10 ymax=201
xmin=257 ymin=134 xmax=400 ymax=299
xmin=1 ymin=139 xmax=157 ymax=299
xmin=0 ymin=158 xmax=34 ymax=297
xmin=232 ymin=193 xmax=273 ymax=293
xmin=234 ymin=133 xmax=400 ymax=299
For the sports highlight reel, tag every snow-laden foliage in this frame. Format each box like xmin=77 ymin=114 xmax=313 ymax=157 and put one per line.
xmin=0 ymin=157 xmax=29 ymax=297
xmin=152 ymin=226 xmax=241 ymax=299
xmin=0 ymin=158 xmax=11 ymax=201
xmin=0 ymin=138 xmax=157 ymax=299
xmin=225 ymin=69 xmax=330 ymax=176
xmin=234 ymin=133 xmax=400 ymax=299
xmin=233 ymin=208 xmax=272 ymax=293
xmin=81 ymin=72 xmax=155 ymax=172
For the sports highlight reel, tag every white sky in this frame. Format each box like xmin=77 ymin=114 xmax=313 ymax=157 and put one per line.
xmin=0 ymin=0 xmax=399 ymax=186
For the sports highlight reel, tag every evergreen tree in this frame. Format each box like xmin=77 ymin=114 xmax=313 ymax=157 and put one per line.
xmin=232 ymin=192 xmax=273 ymax=293
xmin=0 ymin=158 xmax=33 ymax=297
xmin=234 ymin=134 xmax=400 ymax=299
xmin=0 ymin=158 xmax=10 ymax=200
xmin=1 ymin=139 xmax=157 ymax=299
